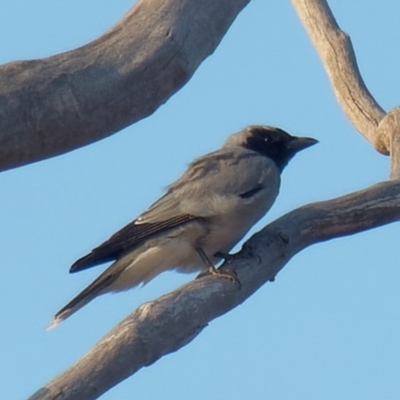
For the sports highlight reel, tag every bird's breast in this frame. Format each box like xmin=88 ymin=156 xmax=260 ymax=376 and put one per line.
xmin=202 ymin=182 xmax=279 ymax=257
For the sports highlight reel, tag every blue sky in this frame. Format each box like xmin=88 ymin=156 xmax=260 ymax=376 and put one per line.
xmin=1 ymin=1 xmax=400 ymax=399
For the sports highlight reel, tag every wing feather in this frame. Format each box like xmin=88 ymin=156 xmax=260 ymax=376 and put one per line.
xmin=70 ymin=214 xmax=199 ymax=272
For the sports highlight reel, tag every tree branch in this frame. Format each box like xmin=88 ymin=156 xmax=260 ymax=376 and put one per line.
xmin=29 ymin=180 xmax=400 ymax=400
xmin=291 ymin=0 xmax=389 ymax=154
xmin=0 ymin=0 xmax=250 ymax=172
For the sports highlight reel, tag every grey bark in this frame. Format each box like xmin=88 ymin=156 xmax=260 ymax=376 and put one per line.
xmin=29 ymin=180 xmax=400 ymax=400
xmin=0 ymin=0 xmax=250 ymax=172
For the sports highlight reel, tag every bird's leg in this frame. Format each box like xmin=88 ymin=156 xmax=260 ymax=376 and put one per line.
xmin=195 ymin=247 xmax=218 ymax=276
xmin=196 ymin=247 xmax=240 ymax=287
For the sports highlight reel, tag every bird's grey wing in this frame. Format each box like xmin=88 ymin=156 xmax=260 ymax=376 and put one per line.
xmin=69 ymin=165 xmax=216 ymax=274
xmin=69 ymin=213 xmax=200 ymax=273
xmin=69 ymin=154 xmax=222 ymax=274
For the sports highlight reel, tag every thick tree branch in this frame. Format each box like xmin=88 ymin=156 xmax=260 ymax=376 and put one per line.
xmin=29 ymin=180 xmax=400 ymax=400
xmin=291 ymin=0 xmax=389 ymax=154
xmin=0 ymin=0 xmax=250 ymax=172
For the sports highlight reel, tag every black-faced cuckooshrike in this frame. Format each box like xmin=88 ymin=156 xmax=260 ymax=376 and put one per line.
xmin=48 ymin=125 xmax=317 ymax=328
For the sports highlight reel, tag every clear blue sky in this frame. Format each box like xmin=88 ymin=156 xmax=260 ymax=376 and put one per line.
xmin=1 ymin=1 xmax=400 ymax=399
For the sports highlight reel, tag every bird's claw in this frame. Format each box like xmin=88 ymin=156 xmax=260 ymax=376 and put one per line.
xmin=197 ymin=266 xmax=241 ymax=289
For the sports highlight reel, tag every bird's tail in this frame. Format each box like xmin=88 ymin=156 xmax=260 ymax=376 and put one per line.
xmin=47 ymin=251 xmax=164 ymax=329
xmin=47 ymin=273 xmax=115 ymax=330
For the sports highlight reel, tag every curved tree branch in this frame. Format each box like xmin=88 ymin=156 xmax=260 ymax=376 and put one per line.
xmin=29 ymin=180 xmax=400 ymax=400
xmin=0 ymin=0 xmax=250 ymax=172
xmin=291 ymin=0 xmax=389 ymax=154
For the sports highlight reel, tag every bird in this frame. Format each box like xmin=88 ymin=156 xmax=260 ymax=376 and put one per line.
xmin=48 ymin=125 xmax=317 ymax=329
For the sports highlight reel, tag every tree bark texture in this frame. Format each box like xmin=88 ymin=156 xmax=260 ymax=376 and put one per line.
xmin=0 ymin=0 xmax=250 ymax=172
xmin=29 ymin=180 xmax=400 ymax=400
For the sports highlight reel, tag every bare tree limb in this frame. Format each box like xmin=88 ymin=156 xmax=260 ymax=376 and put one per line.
xmin=291 ymin=0 xmax=389 ymax=154
xmin=29 ymin=180 xmax=400 ymax=400
xmin=0 ymin=0 xmax=250 ymax=172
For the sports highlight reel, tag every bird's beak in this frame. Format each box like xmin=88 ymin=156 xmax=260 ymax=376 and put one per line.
xmin=289 ymin=136 xmax=319 ymax=153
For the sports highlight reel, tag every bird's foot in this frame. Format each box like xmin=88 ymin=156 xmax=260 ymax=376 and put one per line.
xmin=195 ymin=247 xmax=241 ymax=288
xmin=197 ymin=266 xmax=241 ymax=289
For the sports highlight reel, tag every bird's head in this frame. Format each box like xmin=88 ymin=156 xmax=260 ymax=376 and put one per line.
xmin=224 ymin=125 xmax=318 ymax=171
